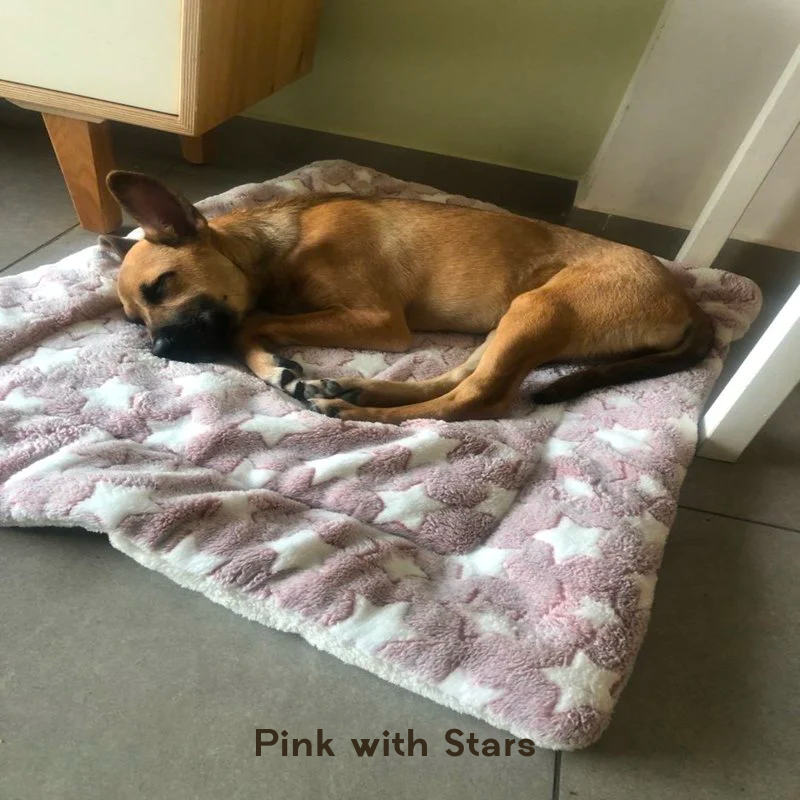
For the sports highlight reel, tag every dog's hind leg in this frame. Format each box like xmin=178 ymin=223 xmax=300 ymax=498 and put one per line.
xmin=308 ymin=289 xmax=571 ymax=422
xmin=302 ymin=333 xmax=496 ymax=407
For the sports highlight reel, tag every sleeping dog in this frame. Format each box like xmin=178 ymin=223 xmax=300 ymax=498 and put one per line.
xmin=100 ymin=171 xmax=713 ymax=423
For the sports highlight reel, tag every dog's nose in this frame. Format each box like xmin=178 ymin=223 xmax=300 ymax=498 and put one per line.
xmin=151 ymin=334 xmax=174 ymax=358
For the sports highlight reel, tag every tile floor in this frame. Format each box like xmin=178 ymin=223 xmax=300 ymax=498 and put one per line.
xmin=1 ymin=102 xmax=798 ymax=799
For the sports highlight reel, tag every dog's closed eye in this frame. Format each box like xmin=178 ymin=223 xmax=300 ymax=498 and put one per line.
xmin=140 ymin=271 xmax=176 ymax=305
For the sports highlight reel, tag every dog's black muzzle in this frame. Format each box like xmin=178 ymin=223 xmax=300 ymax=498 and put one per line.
xmin=150 ymin=295 xmax=235 ymax=363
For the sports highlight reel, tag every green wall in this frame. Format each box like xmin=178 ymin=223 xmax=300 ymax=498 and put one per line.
xmin=247 ymin=0 xmax=665 ymax=179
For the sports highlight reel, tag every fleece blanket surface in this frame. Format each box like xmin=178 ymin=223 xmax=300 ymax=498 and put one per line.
xmin=0 ymin=162 xmax=760 ymax=749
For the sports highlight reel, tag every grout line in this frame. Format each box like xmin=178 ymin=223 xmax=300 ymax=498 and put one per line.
xmin=677 ymin=503 xmax=800 ymax=535
xmin=551 ymin=750 xmax=562 ymax=800
xmin=0 ymin=224 xmax=79 ymax=275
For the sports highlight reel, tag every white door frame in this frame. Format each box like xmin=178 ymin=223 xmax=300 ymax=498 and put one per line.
xmin=678 ymin=43 xmax=800 ymax=462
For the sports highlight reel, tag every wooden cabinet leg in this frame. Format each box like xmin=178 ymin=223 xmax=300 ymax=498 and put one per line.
xmin=42 ymin=114 xmax=121 ymax=234
xmin=180 ymin=131 xmax=214 ymax=165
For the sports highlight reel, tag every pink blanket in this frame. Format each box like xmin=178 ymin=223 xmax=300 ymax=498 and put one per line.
xmin=0 ymin=162 xmax=760 ymax=749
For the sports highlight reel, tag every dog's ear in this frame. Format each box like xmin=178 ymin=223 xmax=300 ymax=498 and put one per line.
xmin=105 ymin=171 xmax=207 ymax=244
xmin=97 ymin=234 xmax=137 ymax=263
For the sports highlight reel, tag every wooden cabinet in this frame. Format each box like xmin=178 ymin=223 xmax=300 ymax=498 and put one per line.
xmin=0 ymin=0 xmax=322 ymax=231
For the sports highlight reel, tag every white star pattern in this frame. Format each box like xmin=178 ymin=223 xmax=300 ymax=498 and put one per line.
xmin=374 ymin=484 xmax=445 ymax=531
xmin=162 ymin=535 xmax=227 ymax=576
xmin=637 ymin=474 xmax=666 ymax=498
xmin=472 ymin=611 xmax=518 ymax=637
xmin=144 ymin=414 xmax=210 ymax=450
xmin=240 ymin=413 xmax=309 ymax=446
xmin=6 ymin=429 xmax=111 ymax=485
xmin=316 ymin=179 xmax=355 ymax=195
xmin=634 ymin=511 xmax=669 ymax=546
xmin=328 ymin=595 xmax=415 ymax=652
xmin=306 ymin=449 xmax=374 ymax=485
xmin=82 ymin=377 xmax=139 ymax=411
xmin=274 ymin=178 xmax=307 ymax=193
xmin=216 ymin=492 xmax=257 ymax=520
xmin=37 ymin=280 xmax=68 ymax=300
xmin=543 ymin=651 xmax=619 ymax=713
xmin=174 ymin=372 xmax=229 ymax=397
xmin=543 ymin=438 xmax=579 ymax=459
xmin=0 ymin=306 xmax=26 ymax=327
xmin=535 ymin=517 xmax=604 ymax=563
xmin=562 ymin=477 xmax=595 ymax=498
xmin=672 ymin=413 xmax=698 ymax=443
xmin=397 ymin=429 xmax=460 ymax=469
xmin=574 ymin=596 xmax=619 ymax=628
xmin=439 ymin=668 xmax=504 ymax=708
xmin=595 ymin=425 xmax=652 ymax=453
xmin=633 ymin=573 xmax=657 ymax=610
xmin=0 ymin=388 xmax=44 ymax=413
xmin=230 ymin=458 xmax=276 ymax=488
xmin=454 ymin=547 xmax=514 ymax=578
xmin=20 ymin=346 xmax=81 ymax=373
xmin=7 ymin=448 xmax=87 ymax=484
xmin=68 ymin=320 xmax=103 ymax=338
xmin=346 ymin=352 xmax=389 ymax=376
xmin=381 ymin=552 xmax=427 ymax=581
xmin=268 ymin=529 xmax=338 ymax=573
xmin=603 ymin=392 xmax=637 ymax=408
xmin=473 ymin=485 xmax=518 ymax=517
xmin=73 ymin=482 xmax=159 ymax=529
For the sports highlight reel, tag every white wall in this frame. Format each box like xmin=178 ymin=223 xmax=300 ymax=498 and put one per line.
xmin=577 ymin=0 xmax=800 ymax=252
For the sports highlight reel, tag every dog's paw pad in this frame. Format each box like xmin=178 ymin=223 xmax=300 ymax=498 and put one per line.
xmin=302 ymin=379 xmax=350 ymax=399
xmin=307 ymin=398 xmax=344 ymax=418
xmin=321 ymin=379 xmax=342 ymax=396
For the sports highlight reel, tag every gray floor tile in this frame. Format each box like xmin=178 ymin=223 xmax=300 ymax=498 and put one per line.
xmin=560 ymin=508 xmax=800 ymax=800
xmin=602 ymin=214 xmax=687 ymax=260
xmin=564 ymin=207 xmax=609 ymax=237
xmin=0 ymin=526 xmax=556 ymax=800
xmin=0 ymin=226 xmax=99 ymax=278
xmin=0 ymin=103 xmax=80 ymax=268
xmin=566 ymin=208 xmax=687 ymax=260
xmin=160 ymin=162 xmax=299 ymax=207
xmin=680 ymin=386 xmax=800 ymax=531
xmin=0 ymin=100 xmax=180 ymax=274
xmin=208 ymin=116 xmax=577 ymax=220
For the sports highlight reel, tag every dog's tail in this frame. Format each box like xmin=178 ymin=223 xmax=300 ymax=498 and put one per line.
xmin=532 ymin=305 xmax=715 ymax=405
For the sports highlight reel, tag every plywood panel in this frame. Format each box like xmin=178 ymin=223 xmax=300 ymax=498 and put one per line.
xmin=0 ymin=0 xmax=181 ymax=113
xmin=186 ymin=0 xmax=321 ymax=134
xmin=0 ymin=83 xmax=185 ymax=132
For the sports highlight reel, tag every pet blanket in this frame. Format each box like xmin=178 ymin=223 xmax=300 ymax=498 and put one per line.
xmin=0 ymin=162 xmax=761 ymax=749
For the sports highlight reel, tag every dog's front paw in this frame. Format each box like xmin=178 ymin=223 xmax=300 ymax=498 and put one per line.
xmin=262 ymin=356 xmax=307 ymax=403
xmin=305 ymin=397 xmax=358 ymax=418
xmin=302 ymin=379 xmax=342 ymax=398
xmin=302 ymin=379 xmax=362 ymax=404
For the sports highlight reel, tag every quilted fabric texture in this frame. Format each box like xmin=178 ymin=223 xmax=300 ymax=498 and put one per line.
xmin=0 ymin=162 xmax=761 ymax=749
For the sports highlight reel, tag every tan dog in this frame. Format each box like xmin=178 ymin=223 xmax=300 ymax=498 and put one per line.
xmin=100 ymin=171 xmax=713 ymax=423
